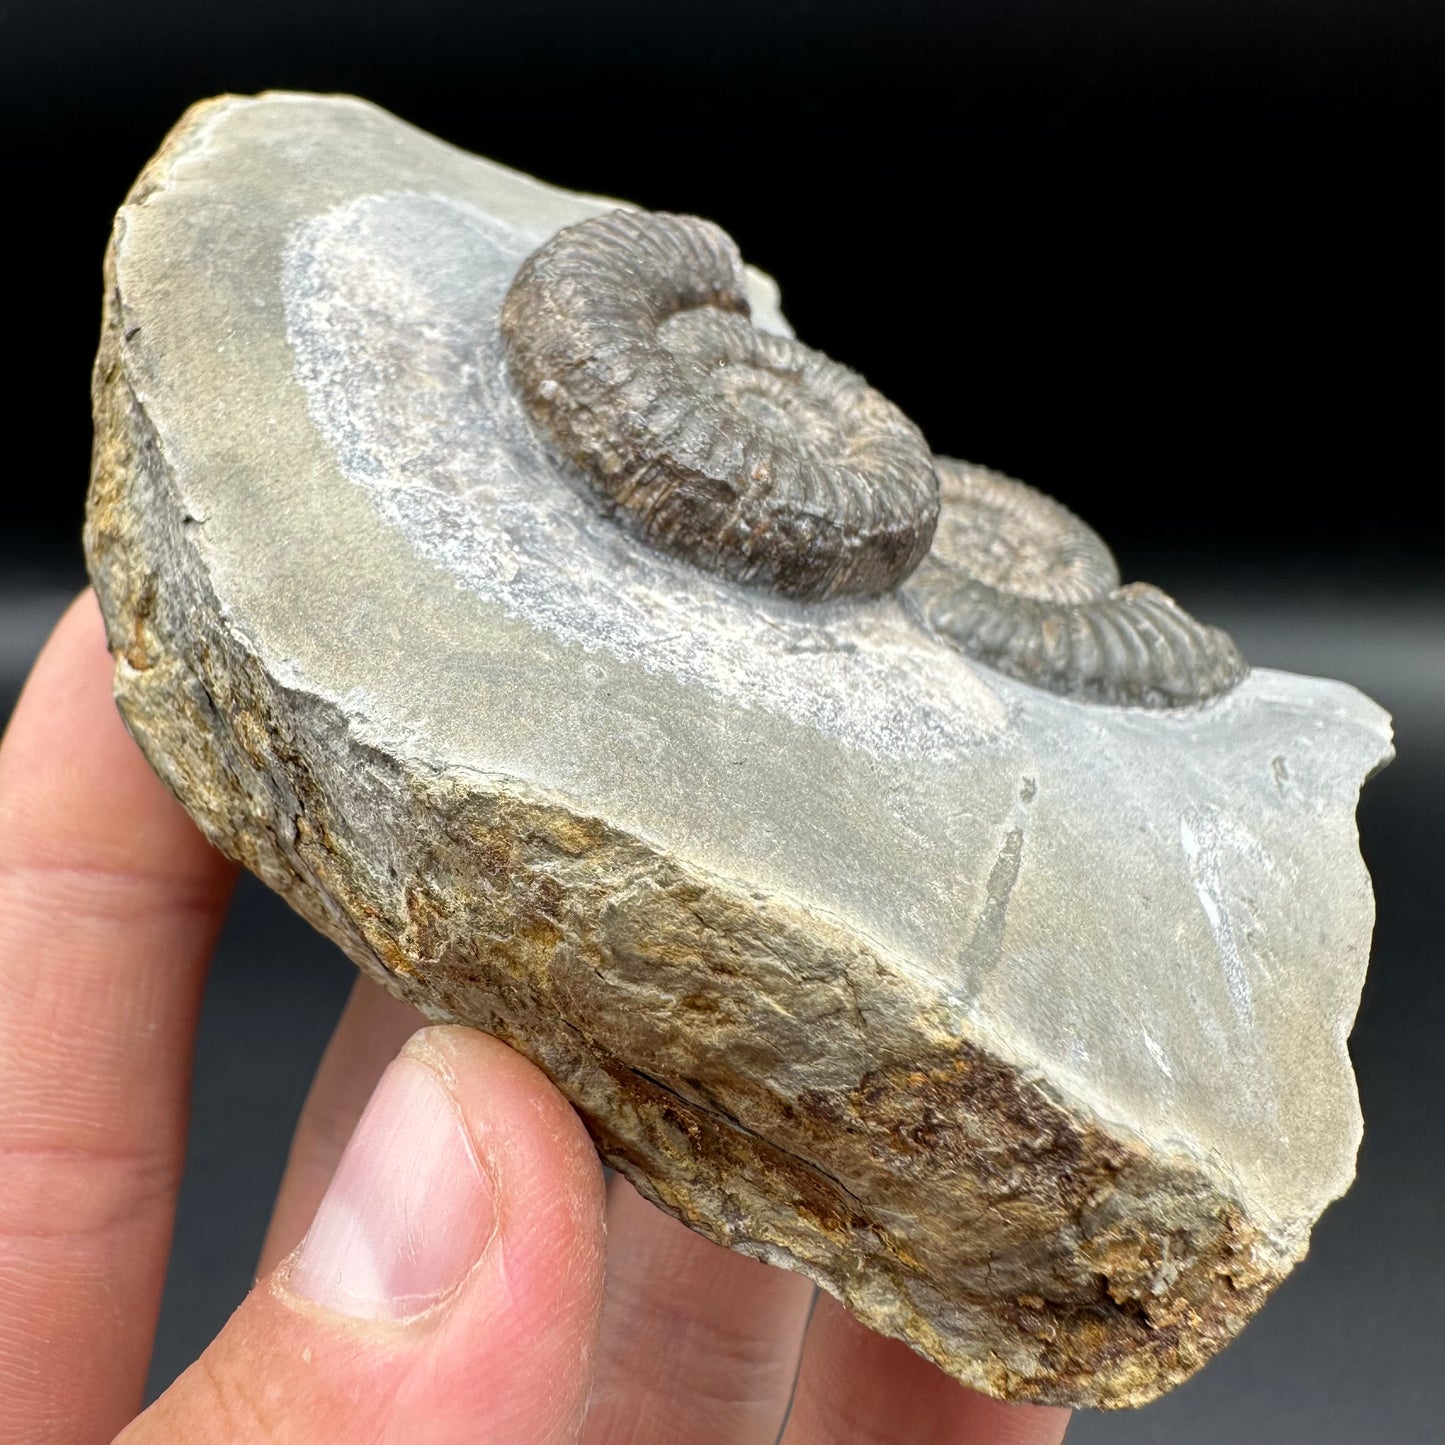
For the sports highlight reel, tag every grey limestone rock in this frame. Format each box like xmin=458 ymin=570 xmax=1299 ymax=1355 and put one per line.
xmin=85 ymin=92 xmax=1393 ymax=1408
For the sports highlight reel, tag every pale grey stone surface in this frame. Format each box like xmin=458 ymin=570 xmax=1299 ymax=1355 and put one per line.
xmin=86 ymin=93 xmax=1393 ymax=1406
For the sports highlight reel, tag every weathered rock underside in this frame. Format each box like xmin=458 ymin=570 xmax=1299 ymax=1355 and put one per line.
xmin=84 ymin=93 xmax=1393 ymax=1407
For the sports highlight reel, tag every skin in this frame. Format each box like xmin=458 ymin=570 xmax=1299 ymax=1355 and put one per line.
xmin=0 ymin=591 xmax=1072 ymax=1444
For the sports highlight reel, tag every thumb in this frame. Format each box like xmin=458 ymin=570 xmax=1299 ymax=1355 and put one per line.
xmin=123 ymin=1026 xmax=607 ymax=1444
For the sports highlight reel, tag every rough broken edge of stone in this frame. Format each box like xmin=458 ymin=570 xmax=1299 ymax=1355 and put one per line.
xmin=84 ymin=95 xmax=1382 ymax=1409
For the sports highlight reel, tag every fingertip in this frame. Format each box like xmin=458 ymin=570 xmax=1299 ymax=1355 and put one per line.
xmin=406 ymin=1025 xmax=605 ymax=1197
xmin=133 ymin=1028 xmax=607 ymax=1442
xmin=8 ymin=590 xmax=116 ymax=737
xmin=405 ymin=1024 xmax=609 ymax=1314
xmin=1 ymin=587 xmax=233 ymax=888
xmin=397 ymin=1026 xmax=608 ymax=1426
xmin=258 ymin=980 xmax=430 ymax=1274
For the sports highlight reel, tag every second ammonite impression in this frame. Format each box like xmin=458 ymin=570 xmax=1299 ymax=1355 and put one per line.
xmin=500 ymin=206 xmax=1245 ymax=709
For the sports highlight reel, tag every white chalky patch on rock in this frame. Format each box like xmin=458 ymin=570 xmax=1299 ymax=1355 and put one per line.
xmin=282 ymin=192 xmax=1005 ymax=764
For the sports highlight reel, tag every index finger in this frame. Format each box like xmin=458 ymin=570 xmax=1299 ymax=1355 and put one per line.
xmin=0 ymin=591 xmax=236 ymax=1444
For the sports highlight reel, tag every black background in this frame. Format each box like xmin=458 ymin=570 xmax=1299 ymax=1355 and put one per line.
xmin=1 ymin=3 xmax=1441 ymax=1441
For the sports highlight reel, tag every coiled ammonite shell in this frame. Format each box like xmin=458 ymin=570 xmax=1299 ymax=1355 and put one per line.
xmin=500 ymin=209 xmax=940 ymax=600
xmin=905 ymin=458 xmax=1248 ymax=707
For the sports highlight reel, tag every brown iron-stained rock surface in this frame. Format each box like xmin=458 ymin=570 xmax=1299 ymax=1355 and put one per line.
xmin=85 ymin=93 xmax=1392 ymax=1408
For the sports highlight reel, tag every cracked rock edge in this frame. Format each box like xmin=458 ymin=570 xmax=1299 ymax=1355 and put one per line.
xmin=88 ymin=227 xmax=1295 ymax=1410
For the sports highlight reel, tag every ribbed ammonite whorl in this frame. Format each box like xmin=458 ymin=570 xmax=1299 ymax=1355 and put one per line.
xmin=500 ymin=209 xmax=939 ymax=600
xmin=905 ymin=459 xmax=1247 ymax=707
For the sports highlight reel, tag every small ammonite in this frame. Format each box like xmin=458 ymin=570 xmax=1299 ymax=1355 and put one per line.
xmin=500 ymin=208 xmax=939 ymax=600
xmin=903 ymin=458 xmax=1248 ymax=708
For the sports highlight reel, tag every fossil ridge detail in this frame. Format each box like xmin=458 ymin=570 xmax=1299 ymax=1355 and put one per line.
xmin=501 ymin=209 xmax=939 ymax=600
xmin=84 ymin=93 xmax=1392 ymax=1410
xmin=905 ymin=460 xmax=1249 ymax=708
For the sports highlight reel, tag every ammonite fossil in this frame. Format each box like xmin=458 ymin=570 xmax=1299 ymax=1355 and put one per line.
xmin=904 ymin=459 xmax=1248 ymax=708
xmin=500 ymin=209 xmax=940 ymax=600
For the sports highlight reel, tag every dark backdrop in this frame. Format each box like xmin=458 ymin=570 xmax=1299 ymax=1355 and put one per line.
xmin=1 ymin=3 xmax=1440 ymax=1441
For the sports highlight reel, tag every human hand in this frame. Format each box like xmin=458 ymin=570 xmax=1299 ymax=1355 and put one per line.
xmin=0 ymin=592 xmax=1072 ymax=1444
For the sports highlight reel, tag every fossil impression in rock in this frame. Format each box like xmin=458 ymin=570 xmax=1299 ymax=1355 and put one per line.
xmin=905 ymin=459 xmax=1249 ymax=708
xmin=85 ymin=92 xmax=1393 ymax=1409
xmin=500 ymin=209 xmax=939 ymax=600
